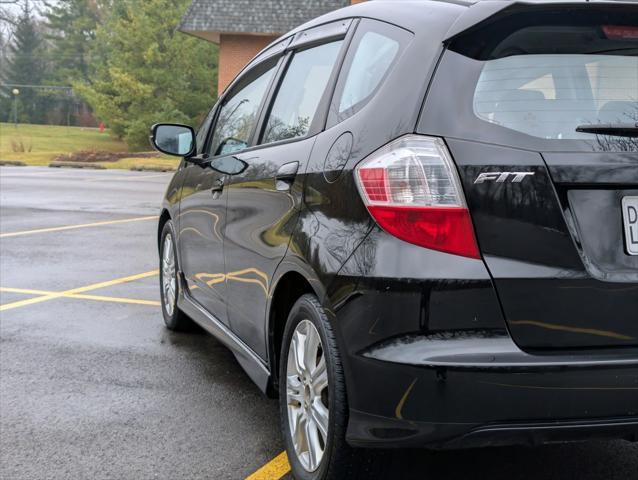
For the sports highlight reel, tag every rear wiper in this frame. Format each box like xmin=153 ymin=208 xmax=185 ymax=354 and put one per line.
xmin=576 ymin=123 xmax=638 ymax=138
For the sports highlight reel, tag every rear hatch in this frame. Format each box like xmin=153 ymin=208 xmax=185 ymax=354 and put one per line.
xmin=419 ymin=2 xmax=638 ymax=350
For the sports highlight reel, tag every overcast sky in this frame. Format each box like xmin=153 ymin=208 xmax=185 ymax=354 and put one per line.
xmin=1 ymin=0 xmax=53 ymax=18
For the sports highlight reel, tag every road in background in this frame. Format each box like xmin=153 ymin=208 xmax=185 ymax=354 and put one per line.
xmin=1 ymin=166 xmax=636 ymax=479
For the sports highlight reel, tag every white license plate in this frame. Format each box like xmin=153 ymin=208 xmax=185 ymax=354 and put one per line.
xmin=622 ymin=196 xmax=638 ymax=256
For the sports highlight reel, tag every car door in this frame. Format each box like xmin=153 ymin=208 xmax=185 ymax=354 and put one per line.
xmin=178 ymin=61 xmax=278 ymax=325
xmin=224 ymin=23 xmax=351 ymax=359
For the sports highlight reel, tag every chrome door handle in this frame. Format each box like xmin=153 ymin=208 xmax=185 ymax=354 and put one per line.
xmin=211 ymin=177 xmax=225 ymax=193
xmin=276 ymin=162 xmax=299 ymax=191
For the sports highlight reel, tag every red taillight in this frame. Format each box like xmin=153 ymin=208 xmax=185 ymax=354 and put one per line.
xmin=368 ymin=206 xmax=480 ymax=259
xmin=602 ymin=25 xmax=638 ymax=40
xmin=355 ymin=135 xmax=480 ymax=259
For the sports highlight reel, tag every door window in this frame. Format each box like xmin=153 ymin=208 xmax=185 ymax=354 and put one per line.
xmin=261 ymin=41 xmax=343 ymax=145
xmin=209 ymin=65 xmax=276 ymax=157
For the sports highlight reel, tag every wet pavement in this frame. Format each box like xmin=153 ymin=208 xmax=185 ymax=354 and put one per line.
xmin=1 ymin=166 xmax=636 ymax=480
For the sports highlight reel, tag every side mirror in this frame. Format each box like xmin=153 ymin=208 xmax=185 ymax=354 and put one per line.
xmin=209 ymin=156 xmax=248 ymax=175
xmin=150 ymin=123 xmax=195 ymax=157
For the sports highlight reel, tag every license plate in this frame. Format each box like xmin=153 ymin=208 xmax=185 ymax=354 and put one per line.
xmin=622 ymin=196 xmax=638 ymax=256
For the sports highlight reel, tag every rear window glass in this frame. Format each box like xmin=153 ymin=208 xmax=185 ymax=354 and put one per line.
xmin=474 ymin=54 xmax=638 ymax=140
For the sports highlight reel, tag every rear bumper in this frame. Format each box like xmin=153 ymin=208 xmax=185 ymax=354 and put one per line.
xmin=343 ymin=333 xmax=638 ymax=448
xmin=330 ymin=228 xmax=638 ymax=448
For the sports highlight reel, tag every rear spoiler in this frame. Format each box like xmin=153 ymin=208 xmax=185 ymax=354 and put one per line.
xmin=443 ymin=0 xmax=638 ymax=42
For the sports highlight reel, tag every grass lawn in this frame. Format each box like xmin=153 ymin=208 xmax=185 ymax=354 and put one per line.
xmin=0 ymin=123 xmax=178 ymax=170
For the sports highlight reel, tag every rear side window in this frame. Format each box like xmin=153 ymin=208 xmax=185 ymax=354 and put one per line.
xmin=209 ymin=65 xmax=276 ymax=157
xmin=262 ymin=41 xmax=343 ymax=144
xmin=474 ymin=54 xmax=638 ymax=140
xmin=339 ymin=32 xmax=399 ymax=112
xmin=327 ymin=20 xmax=410 ymax=128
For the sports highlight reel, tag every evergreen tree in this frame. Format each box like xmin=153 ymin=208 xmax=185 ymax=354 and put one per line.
xmin=3 ymin=1 xmax=46 ymax=123
xmin=42 ymin=0 xmax=103 ymax=125
xmin=76 ymin=0 xmax=218 ymax=149
xmin=0 ymin=30 xmax=8 ymax=120
xmin=43 ymin=0 xmax=101 ymax=84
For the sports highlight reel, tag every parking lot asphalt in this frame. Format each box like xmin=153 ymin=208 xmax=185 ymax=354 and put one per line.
xmin=1 ymin=166 xmax=637 ymax=480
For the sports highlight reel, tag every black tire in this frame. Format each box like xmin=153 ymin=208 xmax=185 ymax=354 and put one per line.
xmin=279 ymin=294 xmax=375 ymax=480
xmin=159 ymin=220 xmax=192 ymax=331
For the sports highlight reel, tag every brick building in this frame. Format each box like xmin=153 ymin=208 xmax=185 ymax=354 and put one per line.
xmin=179 ymin=0 xmax=364 ymax=94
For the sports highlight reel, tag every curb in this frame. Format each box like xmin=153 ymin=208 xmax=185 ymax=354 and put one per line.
xmin=0 ymin=160 xmax=27 ymax=167
xmin=130 ymin=165 xmax=176 ymax=172
xmin=49 ymin=161 xmax=107 ymax=170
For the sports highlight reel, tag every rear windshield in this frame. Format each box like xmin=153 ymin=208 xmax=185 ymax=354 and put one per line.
xmin=474 ymin=53 xmax=638 ymax=140
xmin=447 ymin=8 xmax=638 ymax=144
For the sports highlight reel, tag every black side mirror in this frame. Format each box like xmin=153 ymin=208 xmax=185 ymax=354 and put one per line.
xmin=209 ymin=156 xmax=248 ymax=176
xmin=150 ymin=123 xmax=195 ymax=157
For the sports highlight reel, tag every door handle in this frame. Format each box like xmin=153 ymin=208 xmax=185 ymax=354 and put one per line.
xmin=211 ymin=177 xmax=225 ymax=194
xmin=276 ymin=162 xmax=299 ymax=191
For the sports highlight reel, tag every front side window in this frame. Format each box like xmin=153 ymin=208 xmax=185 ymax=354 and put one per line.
xmin=474 ymin=54 xmax=638 ymax=140
xmin=262 ymin=41 xmax=343 ymax=145
xmin=209 ymin=65 xmax=276 ymax=157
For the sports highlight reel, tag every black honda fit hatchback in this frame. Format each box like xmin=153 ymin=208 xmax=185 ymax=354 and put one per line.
xmin=151 ymin=0 xmax=638 ymax=478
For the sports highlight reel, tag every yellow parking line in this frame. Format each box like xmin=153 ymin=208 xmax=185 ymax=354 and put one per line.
xmin=0 ymin=215 xmax=158 ymax=238
xmin=0 ymin=287 xmax=160 ymax=307
xmin=64 ymin=270 xmax=159 ymax=295
xmin=0 ymin=270 xmax=158 ymax=312
xmin=245 ymin=451 xmax=290 ymax=480
xmin=70 ymin=293 xmax=161 ymax=306
xmin=0 ymin=287 xmax=52 ymax=296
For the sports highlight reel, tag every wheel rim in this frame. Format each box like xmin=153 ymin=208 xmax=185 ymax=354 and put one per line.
xmin=286 ymin=320 xmax=329 ymax=473
xmin=161 ymin=234 xmax=176 ymax=316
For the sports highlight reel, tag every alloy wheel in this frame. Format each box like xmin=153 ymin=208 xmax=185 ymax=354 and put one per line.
xmin=161 ymin=233 xmax=176 ymax=316
xmin=286 ymin=319 xmax=330 ymax=472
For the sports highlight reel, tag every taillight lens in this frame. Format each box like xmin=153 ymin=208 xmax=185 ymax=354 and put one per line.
xmin=355 ymin=135 xmax=480 ymax=259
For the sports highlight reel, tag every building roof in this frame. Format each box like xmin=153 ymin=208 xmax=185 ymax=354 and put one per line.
xmin=179 ymin=0 xmax=351 ymax=43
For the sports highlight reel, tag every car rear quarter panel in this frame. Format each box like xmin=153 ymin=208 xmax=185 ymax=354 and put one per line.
xmin=290 ymin=0 xmax=465 ymax=306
